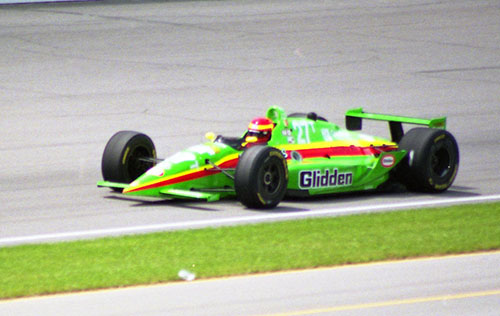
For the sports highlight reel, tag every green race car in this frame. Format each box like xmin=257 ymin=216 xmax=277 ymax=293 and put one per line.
xmin=97 ymin=106 xmax=459 ymax=209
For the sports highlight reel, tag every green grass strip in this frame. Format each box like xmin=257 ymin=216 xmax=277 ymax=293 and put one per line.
xmin=1 ymin=202 xmax=499 ymax=299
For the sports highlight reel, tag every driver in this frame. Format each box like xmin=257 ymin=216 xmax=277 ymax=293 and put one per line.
xmin=244 ymin=117 xmax=274 ymax=146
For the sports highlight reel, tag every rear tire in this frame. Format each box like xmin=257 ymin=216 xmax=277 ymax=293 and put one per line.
xmin=397 ymin=128 xmax=459 ymax=192
xmin=235 ymin=146 xmax=288 ymax=209
xmin=101 ymin=131 xmax=156 ymax=187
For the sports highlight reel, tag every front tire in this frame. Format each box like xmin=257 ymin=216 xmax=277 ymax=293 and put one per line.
xmin=101 ymin=131 xmax=156 ymax=186
xmin=235 ymin=146 xmax=288 ymax=209
xmin=397 ymin=128 xmax=459 ymax=192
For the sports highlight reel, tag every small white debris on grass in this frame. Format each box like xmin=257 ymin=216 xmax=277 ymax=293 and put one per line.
xmin=178 ymin=269 xmax=196 ymax=281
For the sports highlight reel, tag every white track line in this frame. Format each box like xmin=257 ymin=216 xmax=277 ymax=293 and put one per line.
xmin=1 ymin=194 xmax=500 ymax=246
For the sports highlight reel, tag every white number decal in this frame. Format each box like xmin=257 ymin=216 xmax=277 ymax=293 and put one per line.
xmin=321 ymin=128 xmax=333 ymax=141
xmin=292 ymin=121 xmax=315 ymax=144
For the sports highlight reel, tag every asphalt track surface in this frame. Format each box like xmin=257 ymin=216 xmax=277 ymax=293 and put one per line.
xmin=1 ymin=0 xmax=500 ymax=246
xmin=1 ymin=0 xmax=499 ymax=314
xmin=1 ymin=252 xmax=499 ymax=315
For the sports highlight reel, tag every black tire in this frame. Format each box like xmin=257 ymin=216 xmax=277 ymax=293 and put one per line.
xmin=397 ymin=128 xmax=459 ymax=192
xmin=235 ymin=146 xmax=288 ymax=209
xmin=101 ymin=131 xmax=156 ymax=186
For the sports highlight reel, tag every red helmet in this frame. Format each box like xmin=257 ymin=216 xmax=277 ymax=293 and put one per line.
xmin=245 ymin=117 xmax=274 ymax=145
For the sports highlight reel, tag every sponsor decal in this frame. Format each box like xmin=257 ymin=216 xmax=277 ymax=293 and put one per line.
xmin=269 ymin=150 xmax=284 ymax=159
xmin=122 ymin=147 xmax=130 ymax=165
xmin=381 ymin=154 xmax=396 ymax=168
xmin=146 ymin=165 xmax=165 ymax=177
xmin=299 ymin=169 xmax=353 ymax=189
xmin=281 ymin=128 xmax=295 ymax=144
xmin=434 ymin=134 xmax=445 ymax=143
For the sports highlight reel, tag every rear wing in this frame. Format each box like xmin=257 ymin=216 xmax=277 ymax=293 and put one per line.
xmin=345 ymin=108 xmax=446 ymax=143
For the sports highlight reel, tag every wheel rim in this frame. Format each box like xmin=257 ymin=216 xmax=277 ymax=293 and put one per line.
xmin=260 ymin=160 xmax=282 ymax=195
xmin=127 ymin=146 xmax=153 ymax=181
xmin=431 ymin=146 xmax=451 ymax=177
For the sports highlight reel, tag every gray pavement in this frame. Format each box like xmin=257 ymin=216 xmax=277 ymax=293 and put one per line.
xmin=1 ymin=1 xmax=499 ymax=315
xmin=0 ymin=0 xmax=499 ymax=242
